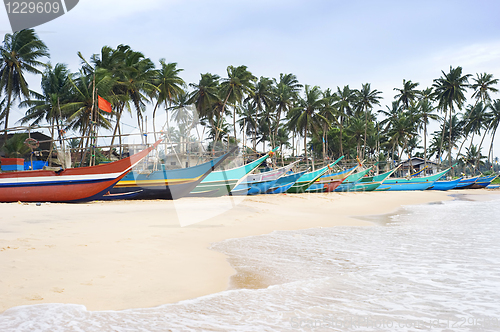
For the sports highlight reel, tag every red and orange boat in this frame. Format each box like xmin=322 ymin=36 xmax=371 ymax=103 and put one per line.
xmin=0 ymin=140 xmax=160 ymax=203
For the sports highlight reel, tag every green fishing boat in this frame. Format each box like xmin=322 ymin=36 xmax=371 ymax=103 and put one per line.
xmin=189 ymin=147 xmax=279 ymax=197
xmin=286 ymin=156 xmax=344 ymax=194
xmin=349 ymin=167 xmax=399 ymax=192
xmin=334 ymin=166 xmax=373 ymax=192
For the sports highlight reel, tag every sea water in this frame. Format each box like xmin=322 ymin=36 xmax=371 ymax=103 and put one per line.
xmin=1 ymin=194 xmax=500 ymax=331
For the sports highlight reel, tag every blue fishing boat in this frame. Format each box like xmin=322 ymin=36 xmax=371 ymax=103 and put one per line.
xmin=428 ymin=177 xmax=463 ymax=191
xmin=286 ymin=157 xmax=344 ymax=194
xmin=469 ymin=175 xmax=498 ymax=189
xmin=231 ymin=161 xmax=300 ymax=195
xmin=267 ymin=171 xmax=307 ymax=194
xmin=376 ymin=168 xmax=452 ymax=191
xmin=111 ymin=148 xmax=236 ymax=199
xmin=454 ymin=176 xmax=480 ymax=189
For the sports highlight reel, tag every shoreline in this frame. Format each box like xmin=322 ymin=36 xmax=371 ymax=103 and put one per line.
xmin=0 ymin=189 xmax=498 ymax=313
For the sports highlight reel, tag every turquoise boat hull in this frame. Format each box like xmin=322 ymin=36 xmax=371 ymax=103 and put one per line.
xmin=267 ymin=171 xmax=306 ymax=194
xmin=376 ymin=168 xmax=452 ymax=191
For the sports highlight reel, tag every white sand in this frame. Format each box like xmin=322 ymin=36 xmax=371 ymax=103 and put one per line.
xmin=0 ymin=189 xmax=498 ymax=312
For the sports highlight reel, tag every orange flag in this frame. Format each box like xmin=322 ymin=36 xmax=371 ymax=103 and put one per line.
xmin=98 ymin=96 xmax=112 ymax=113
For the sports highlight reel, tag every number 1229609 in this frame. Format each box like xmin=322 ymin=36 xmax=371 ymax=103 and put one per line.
xmin=5 ymin=2 xmax=61 ymax=14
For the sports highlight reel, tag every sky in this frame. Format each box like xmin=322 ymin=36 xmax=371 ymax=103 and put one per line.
xmin=1 ymin=0 xmax=500 ymax=159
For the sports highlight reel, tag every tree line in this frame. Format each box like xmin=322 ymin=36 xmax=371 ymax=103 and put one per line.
xmin=1 ymin=29 xmax=500 ymax=173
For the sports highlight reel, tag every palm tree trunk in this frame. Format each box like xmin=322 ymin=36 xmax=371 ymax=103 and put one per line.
xmin=424 ymin=120 xmax=427 ymax=170
xmin=438 ymin=107 xmax=448 ymax=163
xmin=488 ymin=127 xmax=497 ymax=165
xmin=3 ymin=90 xmax=13 ymax=142
xmin=304 ymin=128 xmax=308 ymax=168
xmin=448 ymin=108 xmax=453 ymax=168
xmin=362 ymin=106 xmax=368 ymax=160
xmin=474 ymin=128 xmax=489 ymax=170
xmin=339 ymin=117 xmax=344 ymax=158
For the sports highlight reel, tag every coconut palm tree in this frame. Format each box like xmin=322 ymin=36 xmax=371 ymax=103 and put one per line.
xmin=334 ymin=85 xmax=356 ymax=158
xmin=237 ymin=102 xmax=259 ymax=151
xmin=355 ymin=83 xmax=382 ymax=159
xmin=0 ymin=29 xmax=49 ymax=141
xmin=393 ymin=79 xmax=420 ymax=110
xmin=413 ymin=99 xmax=439 ymax=164
xmin=152 ymin=59 xmax=185 ymax=141
xmin=471 ymin=73 xmax=498 ymax=105
xmin=287 ymin=85 xmax=325 ymax=166
xmin=218 ymin=65 xmax=256 ymax=143
xmin=188 ymin=73 xmax=221 ymax=134
xmin=487 ymin=100 xmax=500 ymax=164
xmin=432 ymin=66 xmax=471 ymax=168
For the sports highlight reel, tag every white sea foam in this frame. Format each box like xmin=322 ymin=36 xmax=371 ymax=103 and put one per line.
xmin=2 ymin=196 xmax=500 ymax=331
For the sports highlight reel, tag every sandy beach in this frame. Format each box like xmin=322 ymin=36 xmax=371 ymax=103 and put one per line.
xmin=0 ymin=189 xmax=498 ymax=313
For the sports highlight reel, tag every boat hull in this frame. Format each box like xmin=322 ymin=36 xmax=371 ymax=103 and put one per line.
xmin=267 ymin=171 xmax=306 ymax=194
xmin=428 ymin=178 xmax=462 ymax=191
xmin=0 ymin=141 xmax=159 ymax=202
xmin=111 ymin=150 xmax=234 ymax=200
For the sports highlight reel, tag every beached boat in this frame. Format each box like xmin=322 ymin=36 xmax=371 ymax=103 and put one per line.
xmin=349 ymin=167 xmax=399 ymax=192
xmin=306 ymin=165 xmax=357 ymax=193
xmin=110 ymin=147 xmax=236 ymax=199
xmin=376 ymin=167 xmax=452 ymax=191
xmin=266 ymin=171 xmax=307 ymax=194
xmin=334 ymin=166 xmax=373 ymax=192
xmin=0 ymin=140 xmax=161 ymax=203
xmin=454 ymin=176 xmax=480 ymax=189
xmin=428 ymin=177 xmax=463 ymax=191
xmin=286 ymin=156 xmax=344 ymax=194
xmin=189 ymin=147 xmax=279 ymax=197
xmin=468 ymin=175 xmax=498 ymax=189
xmin=231 ymin=160 xmax=300 ymax=195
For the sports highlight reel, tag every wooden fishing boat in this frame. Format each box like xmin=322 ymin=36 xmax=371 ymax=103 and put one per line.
xmin=189 ymin=147 xmax=279 ymax=197
xmin=349 ymin=167 xmax=399 ymax=192
xmin=376 ymin=168 xmax=452 ymax=191
xmin=334 ymin=166 xmax=373 ymax=192
xmin=454 ymin=176 xmax=480 ymax=189
xmin=306 ymin=165 xmax=357 ymax=193
xmin=286 ymin=156 xmax=344 ymax=194
xmin=427 ymin=177 xmax=463 ymax=191
xmin=266 ymin=171 xmax=307 ymax=194
xmin=231 ymin=160 xmax=300 ymax=195
xmin=468 ymin=175 xmax=498 ymax=189
xmin=0 ymin=140 xmax=161 ymax=203
xmin=110 ymin=147 xmax=236 ymax=200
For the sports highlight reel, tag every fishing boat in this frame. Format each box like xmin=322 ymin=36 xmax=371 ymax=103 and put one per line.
xmin=189 ymin=147 xmax=279 ymax=197
xmin=334 ymin=166 xmax=373 ymax=192
xmin=376 ymin=167 xmax=452 ymax=191
xmin=454 ymin=176 xmax=480 ymax=189
xmin=231 ymin=160 xmax=300 ymax=195
xmin=286 ymin=156 xmax=344 ymax=194
xmin=266 ymin=171 xmax=307 ymax=194
xmin=110 ymin=147 xmax=236 ymax=200
xmin=0 ymin=140 xmax=161 ymax=203
xmin=306 ymin=165 xmax=357 ymax=193
xmin=428 ymin=177 xmax=463 ymax=191
xmin=349 ymin=167 xmax=399 ymax=192
xmin=468 ymin=175 xmax=498 ymax=189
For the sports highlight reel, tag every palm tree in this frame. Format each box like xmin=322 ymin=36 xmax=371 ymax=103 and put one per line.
xmin=237 ymin=101 xmax=259 ymax=150
xmin=20 ymin=63 xmax=71 ymax=163
xmin=487 ymin=100 xmax=500 ymax=164
xmin=152 ymin=59 xmax=185 ymax=143
xmin=188 ymin=73 xmax=221 ymax=135
xmin=355 ymin=83 xmax=382 ymax=159
xmin=0 ymin=29 xmax=49 ymax=141
xmin=470 ymin=73 xmax=498 ymax=105
xmin=319 ymin=88 xmax=338 ymax=159
xmin=334 ymin=85 xmax=356 ymax=158
xmin=413 ymin=99 xmax=439 ymax=164
xmin=432 ymin=66 xmax=471 ymax=167
xmin=246 ymin=76 xmax=274 ymax=146
xmin=218 ymin=65 xmax=256 ymax=144
xmin=393 ymin=79 xmax=420 ymax=110
xmin=287 ymin=85 xmax=325 ymax=166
